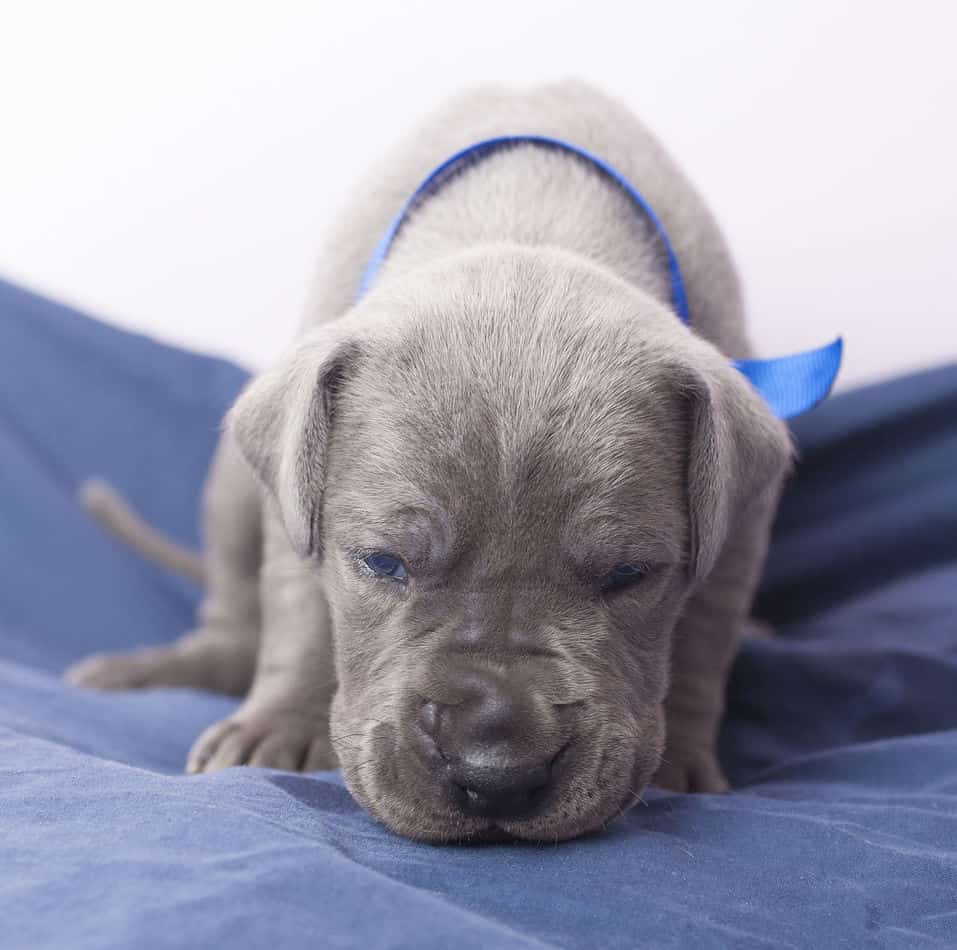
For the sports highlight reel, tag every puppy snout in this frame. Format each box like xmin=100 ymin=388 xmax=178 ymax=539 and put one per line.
xmin=417 ymin=667 xmax=568 ymax=819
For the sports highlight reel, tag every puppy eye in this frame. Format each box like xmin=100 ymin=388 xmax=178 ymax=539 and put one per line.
xmin=599 ymin=563 xmax=646 ymax=593
xmin=362 ymin=552 xmax=409 ymax=583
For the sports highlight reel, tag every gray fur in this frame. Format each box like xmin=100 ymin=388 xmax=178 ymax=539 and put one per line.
xmin=68 ymin=80 xmax=792 ymax=842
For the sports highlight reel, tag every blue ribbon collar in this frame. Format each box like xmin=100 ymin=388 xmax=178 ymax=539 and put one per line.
xmin=357 ymin=135 xmax=842 ymax=419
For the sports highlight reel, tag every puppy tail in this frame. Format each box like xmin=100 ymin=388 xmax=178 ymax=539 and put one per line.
xmin=80 ymin=479 xmax=206 ymax=585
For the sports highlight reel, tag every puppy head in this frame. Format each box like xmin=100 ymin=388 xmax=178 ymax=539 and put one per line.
xmin=230 ymin=248 xmax=791 ymax=842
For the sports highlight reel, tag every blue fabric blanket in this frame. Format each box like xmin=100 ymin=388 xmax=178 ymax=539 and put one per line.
xmin=2 ymin=279 xmax=955 ymax=949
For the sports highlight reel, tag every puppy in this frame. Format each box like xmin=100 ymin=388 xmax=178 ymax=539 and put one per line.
xmin=69 ymin=81 xmax=792 ymax=842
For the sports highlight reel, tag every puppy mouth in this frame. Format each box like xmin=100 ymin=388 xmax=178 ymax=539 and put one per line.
xmin=336 ymin=710 xmax=650 ymax=843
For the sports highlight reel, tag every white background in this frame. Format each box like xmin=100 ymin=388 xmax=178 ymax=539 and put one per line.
xmin=2 ymin=1 xmax=955 ymax=386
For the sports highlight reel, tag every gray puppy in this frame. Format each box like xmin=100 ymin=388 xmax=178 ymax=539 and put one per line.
xmin=68 ymin=81 xmax=792 ymax=842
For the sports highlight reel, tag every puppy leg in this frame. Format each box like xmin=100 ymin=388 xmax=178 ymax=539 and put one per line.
xmin=187 ymin=500 xmax=336 ymax=773
xmin=654 ymin=488 xmax=780 ymax=793
xmin=67 ymin=432 xmax=262 ymax=695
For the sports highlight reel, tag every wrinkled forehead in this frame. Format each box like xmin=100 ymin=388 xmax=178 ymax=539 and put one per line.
xmin=326 ymin=325 xmax=690 ymax=560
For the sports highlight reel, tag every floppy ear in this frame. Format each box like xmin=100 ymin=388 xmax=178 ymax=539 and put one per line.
xmin=680 ymin=358 xmax=794 ymax=581
xmin=227 ymin=325 xmax=362 ymax=558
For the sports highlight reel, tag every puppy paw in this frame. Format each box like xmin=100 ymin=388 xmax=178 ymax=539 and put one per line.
xmin=66 ymin=645 xmax=189 ymax=690
xmin=187 ymin=710 xmax=335 ymax=774
xmin=65 ymin=631 xmax=256 ymax=695
xmin=652 ymin=743 xmax=729 ymax=794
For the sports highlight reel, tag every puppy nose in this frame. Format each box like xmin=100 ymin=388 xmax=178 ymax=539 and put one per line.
xmin=419 ymin=669 xmax=528 ymax=750
xmin=419 ymin=669 xmax=560 ymax=818
xmin=447 ymin=759 xmax=552 ymax=819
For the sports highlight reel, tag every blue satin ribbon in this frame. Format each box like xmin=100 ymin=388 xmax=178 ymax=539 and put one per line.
xmin=357 ymin=135 xmax=842 ymax=419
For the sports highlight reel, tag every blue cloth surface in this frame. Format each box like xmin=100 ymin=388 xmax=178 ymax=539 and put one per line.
xmin=1 ymin=279 xmax=955 ymax=949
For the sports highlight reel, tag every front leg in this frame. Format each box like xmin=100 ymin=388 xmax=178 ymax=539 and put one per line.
xmin=654 ymin=488 xmax=780 ymax=793
xmin=188 ymin=500 xmax=337 ymax=773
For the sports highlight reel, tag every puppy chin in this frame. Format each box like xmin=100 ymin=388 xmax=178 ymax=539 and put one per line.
xmin=345 ymin=774 xmax=493 ymax=843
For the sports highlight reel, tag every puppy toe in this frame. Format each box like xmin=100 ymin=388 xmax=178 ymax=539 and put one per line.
xmin=247 ymin=733 xmax=305 ymax=771
xmin=187 ymin=718 xmax=247 ymax=773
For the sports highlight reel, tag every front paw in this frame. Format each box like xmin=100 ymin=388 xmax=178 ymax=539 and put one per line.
xmin=187 ymin=709 xmax=335 ymax=774
xmin=653 ymin=740 xmax=729 ymax=794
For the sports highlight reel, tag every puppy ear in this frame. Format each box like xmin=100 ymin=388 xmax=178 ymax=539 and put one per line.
xmin=227 ymin=325 xmax=362 ymax=558
xmin=680 ymin=358 xmax=794 ymax=581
